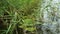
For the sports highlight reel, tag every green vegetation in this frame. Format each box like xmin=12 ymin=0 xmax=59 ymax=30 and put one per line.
xmin=0 ymin=0 xmax=60 ymax=34
xmin=0 ymin=0 xmax=42 ymax=34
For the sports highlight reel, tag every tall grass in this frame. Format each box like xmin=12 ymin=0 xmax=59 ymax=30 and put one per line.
xmin=0 ymin=0 xmax=42 ymax=34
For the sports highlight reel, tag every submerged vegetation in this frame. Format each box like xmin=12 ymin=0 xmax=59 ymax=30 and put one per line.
xmin=0 ymin=0 xmax=60 ymax=34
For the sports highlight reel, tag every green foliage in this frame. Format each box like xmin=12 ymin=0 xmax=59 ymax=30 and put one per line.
xmin=0 ymin=0 xmax=42 ymax=34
